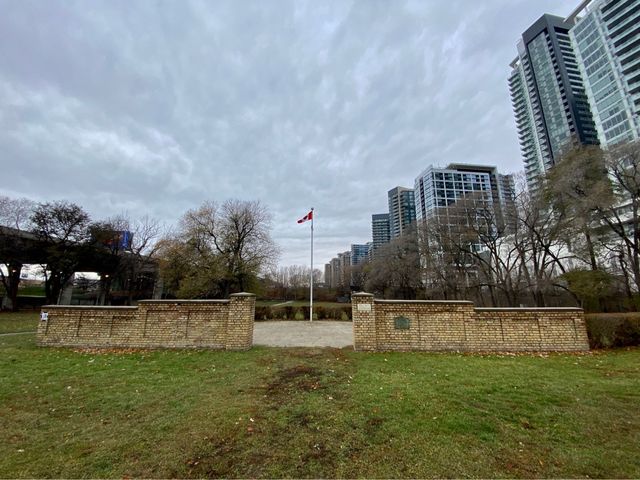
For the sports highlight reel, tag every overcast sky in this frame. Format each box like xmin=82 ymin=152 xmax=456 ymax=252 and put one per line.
xmin=0 ymin=0 xmax=579 ymax=267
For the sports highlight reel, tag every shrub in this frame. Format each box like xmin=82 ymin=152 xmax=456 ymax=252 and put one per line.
xmin=585 ymin=313 xmax=640 ymax=348
xmin=322 ymin=306 xmax=351 ymax=321
xmin=254 ymin=306 xmax=272 ymax=321
xmin=283 ymin=306 xmax=295 ymax=319
xmin=254 ymin=304 xmax=352 ymax=320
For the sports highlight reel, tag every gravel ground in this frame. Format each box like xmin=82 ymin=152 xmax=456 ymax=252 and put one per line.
xmin=253 ymin=320 xmax=353 ymax=347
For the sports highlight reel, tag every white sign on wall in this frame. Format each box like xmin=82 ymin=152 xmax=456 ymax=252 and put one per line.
xmin=357 ymin=303 xmax=372 ymax=312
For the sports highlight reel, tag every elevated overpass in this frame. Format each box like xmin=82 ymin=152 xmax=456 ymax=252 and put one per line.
xmin=0 ymin=226 xmax=159 ymax=308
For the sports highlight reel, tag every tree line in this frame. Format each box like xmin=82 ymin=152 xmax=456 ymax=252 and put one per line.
xmin=0 ymin=198 xmax=165 ymax=309
xmin=2 ymin=140 xmax=637 ymax=310
xmin=362 ymin=141 xmax=640 ymax=311
xmin=0 ymin=197 xmax=279 ymax=309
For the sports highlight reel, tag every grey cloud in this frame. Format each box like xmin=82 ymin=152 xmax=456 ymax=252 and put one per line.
xmin=0 ymin=0 xmax=578 ymax=266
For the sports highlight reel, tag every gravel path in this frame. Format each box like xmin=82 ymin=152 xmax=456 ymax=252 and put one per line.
xmin=253 ymin=321 xmax=353 ymax=348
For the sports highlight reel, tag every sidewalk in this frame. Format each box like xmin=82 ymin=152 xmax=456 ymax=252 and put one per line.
xmin=253 ymin=321 xmax=353 ymax=347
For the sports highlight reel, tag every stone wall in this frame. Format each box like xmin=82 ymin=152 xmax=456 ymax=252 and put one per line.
xmin=37 ymin=293 xmax=255 ymax=350
xmin=352 ymin=293 xmax=589 ymax=352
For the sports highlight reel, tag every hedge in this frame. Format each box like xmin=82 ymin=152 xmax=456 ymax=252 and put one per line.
xmin=585 ymin=313 xmax=640 ymax=349
xmin=254 ymin=305 xmax=351 ymax=321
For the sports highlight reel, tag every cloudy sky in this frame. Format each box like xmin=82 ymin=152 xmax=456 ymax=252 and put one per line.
xmin=0 ymin=0 xmax=578 ymax=267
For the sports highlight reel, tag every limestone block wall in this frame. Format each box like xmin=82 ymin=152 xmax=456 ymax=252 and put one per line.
xmin=37 ymin=293 xmax=255 ymax=350
xmin=352 ymin=293 xmax=589 ymax=352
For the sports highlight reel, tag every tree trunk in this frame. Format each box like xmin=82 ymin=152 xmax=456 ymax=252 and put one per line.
xmin=617 ymin=253 xmax=633 ymax=300
xmin=583 ymin=226 xmax=598 ymax=271
xmin=1 ymin=262 xmax=22 ymax=311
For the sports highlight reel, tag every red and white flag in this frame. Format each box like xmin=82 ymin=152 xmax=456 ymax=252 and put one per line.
xmin=297 ymin=210 xmax=313 ymax=223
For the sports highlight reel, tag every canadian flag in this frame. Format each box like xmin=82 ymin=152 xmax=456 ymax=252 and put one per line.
xmin=297 ymin=210 xmax=313 ymax=223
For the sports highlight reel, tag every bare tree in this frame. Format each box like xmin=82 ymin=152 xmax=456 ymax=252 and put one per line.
xmin=366 ymin=229 xmax=422 ymax=299
xmin=31 ymin=201 xmax=91 ymax=304
xmin=418 ymin=214 xmax=478 ymax=301
xmin=0 ymin=196 xmax=36 ymax=310
xmin=264 ymin=265 xmax=322 ymax=300
xmin=160 ymin=199 xmax=279 ymax=298
xmin=90 ymin=214 xmax=165 ymax=304
xmin=0 ymin=196 xmax=36 ymax=230
xmin=448 ymin=194 xmax=526 ymax=306
xmin=597 ymin=141 xmax=640 ymax=294
xmin=544 ymin=145 xmax=612 ymax=270
xmin=512 ymin=187 xmax=578 ymax=306
xmin=417 ymin=175 xmax=581 ymax=307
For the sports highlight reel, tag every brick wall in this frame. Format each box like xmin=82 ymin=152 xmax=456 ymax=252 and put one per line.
xmin=37 ymin=293 xmax=255 ymax=350
xmin=352 ymin=293 xmax=589 ymax=352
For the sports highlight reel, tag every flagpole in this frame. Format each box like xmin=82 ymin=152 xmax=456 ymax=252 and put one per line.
xmin=310 ymin=207 xmax=314 ymax=323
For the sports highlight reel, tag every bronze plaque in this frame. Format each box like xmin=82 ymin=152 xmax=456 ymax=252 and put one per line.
xmin=394 ymin=316 xmax=410 ymax=330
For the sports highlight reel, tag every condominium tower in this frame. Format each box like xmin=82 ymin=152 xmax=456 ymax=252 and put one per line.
xmin=371 ymin=213 xmax=391 ymax=253
xmin=569 ymin=0 xmax=640 ymax=146
xmin=414 ymin=164 xmax=515 ymax=228
xmin=509 ymin=14 xmax=599 ymax=191
xmin=387 ymin=187 xmax=416 ymax=238
xmin=350 ymin=244 xmax=370 ymax=266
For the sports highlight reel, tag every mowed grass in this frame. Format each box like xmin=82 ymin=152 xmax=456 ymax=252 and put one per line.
xmin=0 ymin=312 xmax=38 ymax=334
xmin=1 ymin=333 xmax=639 ymax=478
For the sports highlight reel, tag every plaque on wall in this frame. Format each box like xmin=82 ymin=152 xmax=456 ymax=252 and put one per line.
xmin=357 ymin=303 xmax=372 ymax=312
xmin=394 ymin=316 xmax=410 ymax=329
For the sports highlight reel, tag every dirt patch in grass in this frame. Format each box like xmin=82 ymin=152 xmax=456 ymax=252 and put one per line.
xmin=182 ymin=437 xmax=241 ymax=478
xmin=265 ymin=364 xmax=324 ymax=394
xmin=175 ymin=349 xmax=356 ymax=478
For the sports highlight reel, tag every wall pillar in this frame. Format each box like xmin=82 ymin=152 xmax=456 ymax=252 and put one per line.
xmin=352 ymin=292 xmax=377 ymax=351
xmin=225 ymin=292 xmax=255 ymax=350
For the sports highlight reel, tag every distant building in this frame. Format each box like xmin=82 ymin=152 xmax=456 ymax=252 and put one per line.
xmin=414 ymin=163 xmax=516 ymax=231
xmin=324 ymin=263 xmax=332 ymax=287
xmin=370 ymin=213 xmax=391 ymax=256
xmin=366 ymin=241 xmax=374 ymax=262
xmin=330 ymin=257 xmax=341 ymax=289
xmin=350 ymin=244 xmax=370 ymax=266
xmin=569 ymin=0 xmax=640 ymax=147
xmin=337 ymin=251 xmax=351 ymax=288
xmin=509 ymin=14 xmax=599 ymax=192
xmin=388 ymin=187 xmax=416 ymax=238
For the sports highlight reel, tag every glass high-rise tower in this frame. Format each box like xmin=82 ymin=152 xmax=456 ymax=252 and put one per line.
xmin=371 ymin=213 xmax=391 ymax=253
xmin=569 ymin=0 xmax=640 ymax=147
xmin=387 ymin=187 xmax=416 ymax=238
xmin=414 ymin=164 xmax=515 ymax=230
xmin=509 ymin=14 xmax=599 ymax=191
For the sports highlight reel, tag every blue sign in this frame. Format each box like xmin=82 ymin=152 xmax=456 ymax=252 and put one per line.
xmin=119 ymin=231 xmax=133 ymax=250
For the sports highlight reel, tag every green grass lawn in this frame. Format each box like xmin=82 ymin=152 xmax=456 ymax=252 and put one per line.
xmin=17 ymin=285 xmax=46 ymax=296
xmin=1 ymin=332 xmax=638 ymax=478
xmin=0 ymin=312 xmax=38 ymax=334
